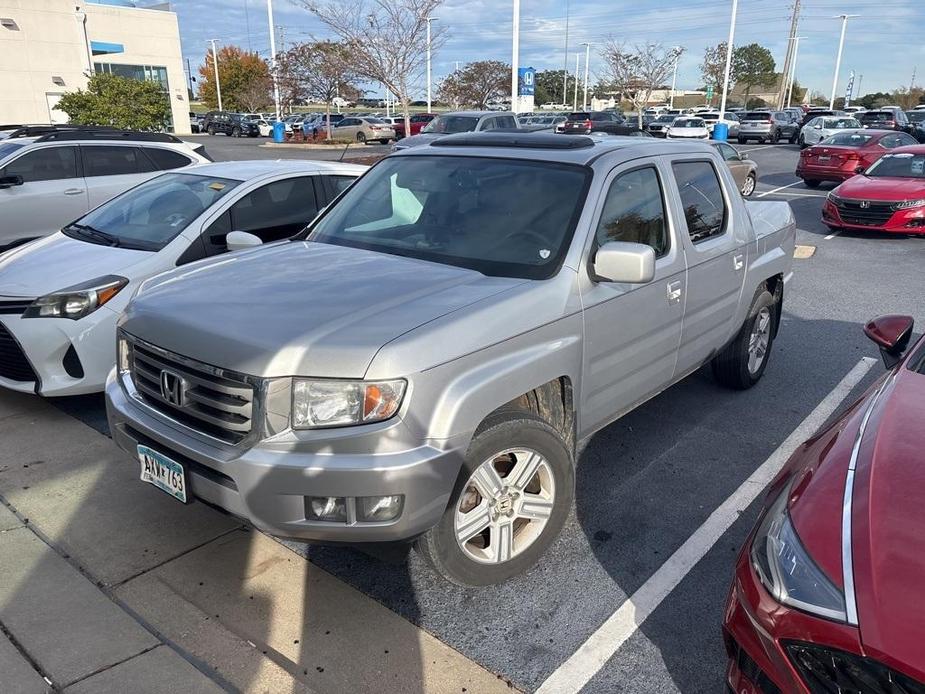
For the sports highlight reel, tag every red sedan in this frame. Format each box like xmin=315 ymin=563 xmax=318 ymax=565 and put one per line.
xmin=392 ymin=113 xmax=436 ymax=139
xmin=724 ymin=314 xmax=925 ymax=694
xmin=822 ymin=146 xmax=925 ymax=234
xmin=796 ymin=130 xmax=918 ymax=187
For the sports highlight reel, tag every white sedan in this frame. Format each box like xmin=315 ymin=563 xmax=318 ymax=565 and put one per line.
xmin=798 ymin=116 xmax=862 ymax=148
xmin=666 ymin=117 xmax=710 ymax=140
xmin=0 ymin=160 xmax=366 ymax=396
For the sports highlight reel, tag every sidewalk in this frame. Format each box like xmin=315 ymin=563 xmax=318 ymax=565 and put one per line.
xmin=0 ymin=390 xmax=514 ymax=693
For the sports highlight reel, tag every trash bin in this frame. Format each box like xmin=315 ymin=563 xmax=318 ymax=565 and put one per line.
xmin=712 ymin=122 xmax=728 ymax=142
xmin=272 ymin=120 xmax=285 ymax=143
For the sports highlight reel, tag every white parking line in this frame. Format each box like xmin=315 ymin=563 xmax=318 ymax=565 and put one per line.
xmin=535 ymin=357 xmax=879 ymax=694
xmin=825 ymin=230 xmax=842 ymax=240
xmin=756 ymin=181 xmax=803 ymax=198
xmin=766 ymin=192 xmax=827 ymax=199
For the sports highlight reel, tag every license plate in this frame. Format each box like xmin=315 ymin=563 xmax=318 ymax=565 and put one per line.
xmin=817 ymin=155 xmax=831 ymax=162
xmin=138 ymin=445 xmax=188 ymax=503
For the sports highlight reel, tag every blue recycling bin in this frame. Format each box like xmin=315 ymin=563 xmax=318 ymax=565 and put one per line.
xmin=272 ymin=120 xmax=286 ymax=143
xmin=712 ymin=122 xmax=729 ymax=142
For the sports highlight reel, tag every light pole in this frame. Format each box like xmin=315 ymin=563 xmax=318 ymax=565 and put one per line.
xmin=562 ymin=0 xmax=570 ymax=106
xmin=511 ymin=0 xmax=520 ymax=112
xmin=718 ymin=0 xmax=738 ymax=117
xmin=266 ymin=0 xmax=281 ymax=120
xmin=427 ymin=16 xmax=438 ymax=112
xmin=786 ymin=37 xmax=806 ymax=108
xmin=573 ymin=53 xmax=579 ymax=111
xmin=208 ymin=39 xmax=223 ymax=111
xmin=669 ymin=48 xmax=681 ymax=109
xmin=582 ymin=42 xmax=591 ymax=110
xmin=829 ymin=14 xmax=858 ymax=109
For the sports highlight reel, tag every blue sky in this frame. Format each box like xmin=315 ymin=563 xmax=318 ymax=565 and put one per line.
xmin=169 ymin=0 xmax=922 ymax=101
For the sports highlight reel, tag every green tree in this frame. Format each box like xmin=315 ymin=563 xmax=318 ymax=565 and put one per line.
xmin=732 ymin=43 xmax=776 ymax=103
xmin=534 ymin=69 xmax=575 ymax=106
xmin=437 ymin=60 xmax=509 ymax=109
xmin=56 ymin=73 xmax=171 ymax=130
xmin=198 ymin=45 xmax=272 ymax=112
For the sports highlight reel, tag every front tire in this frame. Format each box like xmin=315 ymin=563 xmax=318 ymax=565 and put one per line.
xmin=356 ymin=132 xmax=366 ymax=143
xmin=416 ymin=411 xmax=574 ymax=586
xmin=741 ymin=173 xmax=756 ymax=197
xmin=711 ymin=290 xmax=776 ymax=390
xmin=803 ymin=179 xmax=821 ymax=188
xmin=737 ymin=136 xmax=747 ymax=144
xmin=232 ymin=126 xmax=241 ymax=138
xmin=770 ymin=130 xmax=780 ymax=144
xmin=789 ymin=130 xmax=798 ymax=144
xmin=207 ymin=125 xmax=215 ymax=136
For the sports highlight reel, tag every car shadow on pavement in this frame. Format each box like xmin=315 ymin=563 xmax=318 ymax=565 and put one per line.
xmin=573 ymin=313 xmax=883 ymax=692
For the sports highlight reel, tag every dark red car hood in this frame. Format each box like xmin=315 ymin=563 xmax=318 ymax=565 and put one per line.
xmin=851 ymin=363 xmax=925 ymax=681
xmin=788 ymin=344 xmax=925 ymax=683
xmin=835 ymin=175 xmax=925 ymax=202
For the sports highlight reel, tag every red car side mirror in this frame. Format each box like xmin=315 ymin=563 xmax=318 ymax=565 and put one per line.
xmin=864 ymin=315 xmax=915 ymax=368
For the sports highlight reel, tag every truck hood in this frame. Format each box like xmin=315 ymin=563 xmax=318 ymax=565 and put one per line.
xmin=0 ymin=232 xmax=150 ymax=298
xmin=122 ymin=241 xmax=524 ymax=378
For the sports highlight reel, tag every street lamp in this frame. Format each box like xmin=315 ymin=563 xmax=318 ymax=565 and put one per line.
xmin=208 ymin=39 xmax=223 ymax=112
xmin=582 ymin=42 xmax=591 ymax=110
xmin=669 ymin=47 xmax=681 ymax=109
xmin=427 ymin=16 xmax=438 ymax=112
xmin=266 ymin=0 xmax=281 ymax=121
xmin=786 ymin=36 xmax=806 ymax=109
xmin=511 ymin=0 xmax=520 ymax=111
xmin=830 ymin=14 xmax=859 ymax=109
xmin=718 ymin=0 xmax=738 ymax=117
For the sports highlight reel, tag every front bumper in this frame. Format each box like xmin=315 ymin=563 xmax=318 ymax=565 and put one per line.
xmin=105 ymin=372 xmax=465 ymax=542
xmin=723 ymin=542 xmax=865 ymax=694
xmin=0 ymin=307 xmax=119 ymax=396
xmin=822 ymin=200 xmax=925 ymax=234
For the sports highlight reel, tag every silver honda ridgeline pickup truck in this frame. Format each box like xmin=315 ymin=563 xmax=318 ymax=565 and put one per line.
xmin=106 ymin=133 xmax=795 ymax=586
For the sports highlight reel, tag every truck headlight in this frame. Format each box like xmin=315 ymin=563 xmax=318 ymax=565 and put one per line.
xmin=291 ymin=378 xmax=406 ymax=429
xmin=23 ymin=275 xmax=127 ymax=320
xmin=750 ymin=479 xmax=847 ymax=622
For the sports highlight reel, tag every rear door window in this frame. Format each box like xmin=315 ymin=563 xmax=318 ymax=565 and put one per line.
xmin=671 ymin=161 xmax=728 ymax=244
xmin=0 ymin=146 xmax=78 ymax=182
xmin=81 ymin=146 xmax=156 ymax=177
xmin=144 ymin=147 xmax=193 ymax=171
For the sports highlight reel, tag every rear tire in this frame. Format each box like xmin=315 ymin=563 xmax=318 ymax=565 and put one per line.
xmin=416 ymin=411 xmax=574 ymax=586
xmin=207 ymin=125 xmax=215 ymax=136
xmin=803 ymin=179 xmax=821 ymax=188
xmin=741 ymin=173 xmax=756 ymax=197
xmin=770 ymin=130 xmax=780 ymax=144
xmin=789 ymin=130 xmax=798 ymax=144
xmin=356 ymin=132 xmax=366 ymax=143
xmin=232 ymin=126 xmax=241 ymax=138
xmin=711 ymin=290 xmax=776 ymax=390
xmin=798 ymin=135 xmax=807 ymax=149
xmin=737 ymin=137 xmax=747 ymax=144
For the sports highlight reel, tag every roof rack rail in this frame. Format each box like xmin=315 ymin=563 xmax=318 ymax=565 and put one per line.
xmin=430 ymin=132 xmax=596 ymax=150
xmin=33 ymin=127 xmax=182 ymax=143
xmin=5 ymin=125 xmax=70 ymax=139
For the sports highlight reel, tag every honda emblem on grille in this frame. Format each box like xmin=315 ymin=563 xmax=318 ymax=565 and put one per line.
xmin=159 ymin=370 xmax=186 ymax=406
xmin=859 ymin=200 xmax=870 ymax=209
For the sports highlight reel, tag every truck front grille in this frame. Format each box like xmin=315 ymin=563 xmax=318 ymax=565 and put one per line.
xmin=129 ymin=340 xmax=255 ymax=444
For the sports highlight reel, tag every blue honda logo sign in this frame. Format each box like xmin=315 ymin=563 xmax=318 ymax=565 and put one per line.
xmin=518 ymin=67 xmax=535 ymax=97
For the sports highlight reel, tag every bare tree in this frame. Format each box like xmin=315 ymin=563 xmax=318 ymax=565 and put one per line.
xmin=599 ymin=42 xmax=684 ymax=128
xmin=437 ymin=60 xmax=509 ymax=109
xmin=700 ymin=42 xmax=727 ymax=106
xmin=275 ymin=41 xmax=359 ymax=138
xmin=237 ymin=74 xmax=273 ymax=113
xmin=295 ymin=0 xmax=446 ymax=134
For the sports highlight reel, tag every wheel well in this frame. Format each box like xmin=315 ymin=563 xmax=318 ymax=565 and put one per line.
xmin=764 ymin=274 xmax=784 ymax=338
xmin=488 ymin=377 xmax=575 ymax=454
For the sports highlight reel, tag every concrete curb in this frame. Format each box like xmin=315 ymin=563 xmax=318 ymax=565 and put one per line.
xmin=260 ymin=142 xmax=372 ymax=150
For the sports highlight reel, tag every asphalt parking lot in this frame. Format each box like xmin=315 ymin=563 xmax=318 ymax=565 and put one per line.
xmin=185 ymin=133 xmax=392 ymax=163
xmin=4 ymin=139 xmax=925 ymax=693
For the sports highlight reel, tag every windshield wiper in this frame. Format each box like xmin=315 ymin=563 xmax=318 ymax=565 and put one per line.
xmin=65 ymin=223 xmax=121 ymax=247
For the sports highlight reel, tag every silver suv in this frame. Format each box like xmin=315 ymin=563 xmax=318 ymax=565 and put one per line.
xmin=737 ymin=110 xmax=800 ymax=144
xmin=106 ymin=133 xmax=795 ymax=585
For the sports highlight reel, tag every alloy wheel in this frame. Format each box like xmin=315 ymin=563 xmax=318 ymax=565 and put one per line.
xmin=741 ymin=175 xmax=756 ymax=197
xmin=454 ymin=448 xmax=555 ymax=565
xmin=748 ymin=307 xmax=772 ymax=375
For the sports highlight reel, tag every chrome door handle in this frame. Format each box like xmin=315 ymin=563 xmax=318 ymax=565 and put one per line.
xmin=667 ymin=281 xmax=682 ymax=303
xmin=63 ymin=188 xmax=84 ymax=196
xmin=733 ymin=254 xmax=744 ymax=271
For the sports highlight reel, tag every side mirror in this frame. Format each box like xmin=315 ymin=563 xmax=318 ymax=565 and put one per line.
xmin=740 ymin=153 xmax=750 ymax=160
xmin=592 ymin=241 xmax=655 ymax=283
xmin=813 ymin=124 xmax=822 ymax=129
xmin=226 ymin=230 xmax=263 ymax=252
xmin=0 ymin=174 xmax=24 ymax=189
xmin=864 ymin=314 xmax=914 ymax=369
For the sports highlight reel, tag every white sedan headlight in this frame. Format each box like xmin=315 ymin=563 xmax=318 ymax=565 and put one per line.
xmin=23 ymin=275 xmax=128 ymax=320
xmin=292 ymin=378 xmax=406 ymax=429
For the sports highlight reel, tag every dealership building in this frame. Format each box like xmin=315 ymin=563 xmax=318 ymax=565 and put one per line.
xmin=0 ymin=0 xmax=191 ymax=134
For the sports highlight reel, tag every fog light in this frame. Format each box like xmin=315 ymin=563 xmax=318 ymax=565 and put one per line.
xmin=357 ymin=495 xmax=404 ymax=522
xmin=307 ymin=496 xmax=347 ymax=522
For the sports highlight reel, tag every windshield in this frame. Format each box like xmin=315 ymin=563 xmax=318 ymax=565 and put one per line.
xmin=65 ymin=172 xmax=241 ymax=251
xmin=0 ymin=142 xmax=25 ymax=161
xmin=744 ymin=112 xmax=772 ymax=120
xmin=309 ymin=156 xmax=591 ymax=279
xmin=675 ymin=119 xmax=705 ymax=128
xmin=821 ymin=132 xmax=874 ymax=146
xmin=907 ymin=111 xmax=925 ymax=123
xmin=866 ymin=153 xmax=925 ymax=179
xmin=655 ymin=115 xmax=675 ymax=123
xmin=420 ymin=116 xmax=479 ymax=134
xmin=823 ymin=118 xmax=860 ymax=129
